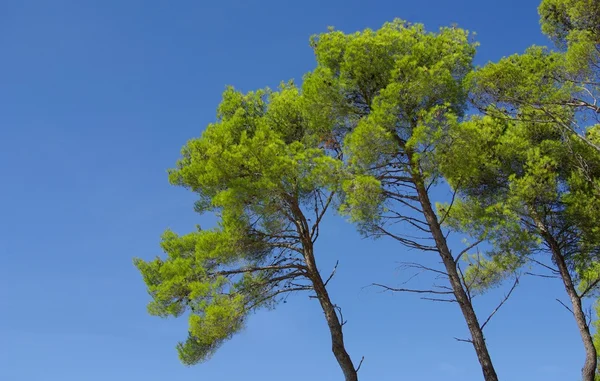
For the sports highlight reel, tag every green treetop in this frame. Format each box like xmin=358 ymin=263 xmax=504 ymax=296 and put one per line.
xmin=439 ymin=75 xmax=600 ymax=381
xmin=303 ymin=20 xmax=502 ymax=381
xmin=446 ymin=2 xmax=600 ymax=378
xmin=134 ymin=83 xmax=361 ymax=380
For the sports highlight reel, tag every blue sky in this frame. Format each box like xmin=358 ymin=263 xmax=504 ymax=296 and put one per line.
xmin=0 ymin=1 xmax=586 ymax=380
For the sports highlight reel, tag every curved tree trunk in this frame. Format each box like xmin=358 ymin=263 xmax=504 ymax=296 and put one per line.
xmin=304 ymin=243 xmax=359 ymax=381
xmin=288 ymin=196 xmax=359 ymax=381
xmin=536 ymin=220 xmax=597 ymax=381
xmin=411 ymin=164 xmax=499 ymax=381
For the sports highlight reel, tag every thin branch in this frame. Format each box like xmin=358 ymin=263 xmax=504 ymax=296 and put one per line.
xmin=433 ymin=284 xmax=453 ymax=291
xmin=480 ymin=277 xmax=519 ymax=331
xmin=454 ymin=337 xmax=473 ymax=344
xmin=454 ymin=240 xmax=483 ymax=264
xmin=457 ymin=261 xmax=472 ymax=302
xmin=383 ymin=213 xmax=431 ymax=233
xmin=374 ymin=225 xmax=438 ymax=252
xmin=556 ymin=298 xmax=575 ymax=315
xmin=421 ymin=297 xmax=457 ymax=303
xmin=311 ymin=190 xmax=335 ymax=242
xmin=383 ymin=194 xmax=424 ymax=214
xmin=438 ymin=185 xmax=459 ymax=226
xmin=323 ymin=260 xmax=339 ymax=287
xmin=372 ymin=283 xmax=454 ymax=295
xmin=214 ymin=263 xmax=304 ymax=277
xmin=530 ymin=258 xmax=560 ymax=274
xmin=246 ymin=286 xmax=313 ymax=310
xmin=355 ymin=356 xmax=365 ymax=373
xmin=335 ymin=304 xmax=347 ymax=326
xmin=579 ymin=276 xmax=600 ymax=299
xmin=524 ymin=271 xmax=559 ymax=279
xmin=398 ymin=261 xmax=449 ymax=277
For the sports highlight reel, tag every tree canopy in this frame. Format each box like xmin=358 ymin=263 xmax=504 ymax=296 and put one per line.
xmin=135 ymin=3 xmax=600 ymax=380
xmin=135 ymin=84 xmax=357 ymax=373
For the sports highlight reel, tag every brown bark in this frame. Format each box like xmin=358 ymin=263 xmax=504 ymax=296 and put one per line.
xmin=287 ymin=195 xmax=359 ymax=381
xmin=535 ymin=218 xmax=597 ymax=381
xmin=409 ymin=157 xmax=499 ymax=381
xmin=304 ymin=243 xmax=359 ymax=381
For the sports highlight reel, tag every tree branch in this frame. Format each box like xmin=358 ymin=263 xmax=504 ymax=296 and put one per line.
xmin=454 ymin=337 xmax=473 ymax=344
xmin=454 ymin=240 xmax=483 ymax=264
xmin=355 ymin=356 xmax=365 ymax=373
xmin=372 ymin=283 xmax=454 ymax=295
xmin=524 ymin=271 xmax=559 ymax=279
xmin=323 ymin=260 xmax=339 ymax=287
xmin=398 ymin=261 xmax=449 ymax=277
xmin=556 ymin=298 xmax=575 ymax=315
xmin=438 ymin=186 xmax=459 ymax=226
xmin=530 ymin=258 xmax=560 ymax=274
xmin=421 ymin=297 xmax=457 ymax=303
xmin=374 ymin=225 xmax=438 ymax=252
xmin=480 ymin=277 xmax=519 ymax=331
xmin=579 ymin=276 xmax=600 ymax=299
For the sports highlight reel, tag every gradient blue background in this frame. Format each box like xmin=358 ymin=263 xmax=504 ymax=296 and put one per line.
xmin=0 ymin=1 xmax=584 ymax=380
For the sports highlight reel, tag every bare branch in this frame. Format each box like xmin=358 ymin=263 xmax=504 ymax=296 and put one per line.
xmin=323 ymin=260 xmax=339 ymax=287
xmin=246 ymin=286 xmax=313 ymax=310
xmin=454 ymin=337 xmax=473 ymax=344
xmin=214 ymin=263 xmax=304 ymax=277
xmin=383 ymin=212 xmax=431 ymax=233
xmin=372 ymin=283 xmax=454 ymax=295
xmin=438 ymin=186 xmax=459 ymax=226
xmin=457 ymin=261 xmax=472 ymax=302
xmin=480 ymin=277 xmax=519 ymax=331
xmin=454 ymin=240 xmax=483 ymax=264
xmin=382 ymin=194 xmax=424 ymax=214
xmin=421 ymin=297 xmax=457 ymax=303
xmin=579 ymin=276 xmax=600 ymax=299
xmin=311 ymin=190 xmax=335 ymax=242
xmin=355 ymin=356 xmax=365 ymax=373
xmin=374 ymin=225 xmax=438 ymax=252
xmin=524 ymin=271 xmax=559 ymax=279
xmin=433 ymin=284 xmax=453 ymax=291
xmin=335 ymin=304 xmax=347 ymax=326
xmin=398 ymin=261 xmax=448 ymax=277
xmin=586 ymin=305 xmax=593 ymax=328
xmin=530 ymin=258 xmax=560 ymax=274
xmin=556 ymin=298 xmax=575 ymax=315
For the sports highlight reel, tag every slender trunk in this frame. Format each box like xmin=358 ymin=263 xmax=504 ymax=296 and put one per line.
xmin=409 ymin=158 xmax=499 ymax=381
xmin=304 ymin=241 xmax=359 ymax=381
xmin=535 ymin=219 xmax=597 ymax=381
xmin=287 ymin=195 xmax=358 ymax=381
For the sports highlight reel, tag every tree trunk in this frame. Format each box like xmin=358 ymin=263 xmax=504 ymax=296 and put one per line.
xmin=287 ymin=194 xmax=359 ymax=381
xmin=536 ymin=220 xmax=597 ymax=381
xmin=304 ymin=241 xmax=359 ymax=381
xmin=410 ymin=162 xmax=499 ymax=381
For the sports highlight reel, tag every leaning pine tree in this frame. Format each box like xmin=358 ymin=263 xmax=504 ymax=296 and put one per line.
xmin=302 ymin=20 xmax=501 ymax=381
xmin=446 ymin=0 xmax=600 ymax=378
xmin=436 ymin=109 xmax=600 ymax=381
xmin=134 ymin=84 xmax=361 ymax=381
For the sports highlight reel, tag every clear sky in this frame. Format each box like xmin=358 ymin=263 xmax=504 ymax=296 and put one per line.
xmin=0 ymin=1 xmax=586 ymax=380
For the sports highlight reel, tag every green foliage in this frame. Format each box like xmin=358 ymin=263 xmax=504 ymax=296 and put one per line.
xmin=134 ymin=7 xmax=600 ymax=376
xmin=442 ymin=2 xmax=600 ymax=298
xmin=469 ymin=46 xmax=573 ymax=112
xmin=339 ymin=175 xmax=384 ymax=231
xmin=539 ymin=0 xmax=600 ymax=47
xmin=438 ymin=84 xmax=600 ymax=295
xmin=134 ymin=225 xmax=273 ymax=364
xmin=593 ymin=300 xmax=600 ymax=377
xmin=302 ymin=19 xmax=476 ymax=232
xmin=539 ymin=0 xmax=600 ymax=78
xmin=462 ymin=253 xmax=523 ymax=295
xmin=135 ymin=83 xmax=343 ymax=364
